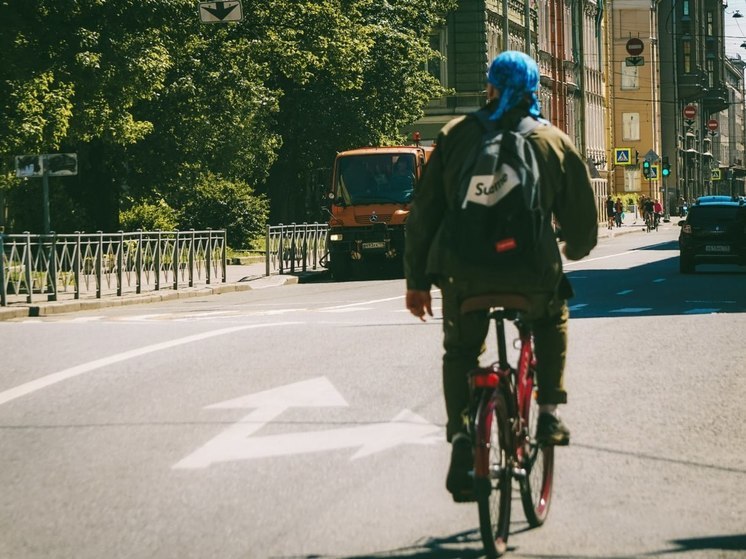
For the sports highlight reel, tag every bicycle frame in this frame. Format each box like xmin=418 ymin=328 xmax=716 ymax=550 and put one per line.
xmin=462 ymin=294 xmax=555 ymax=556
xmin=470 ymin=309 xmax=534 ymax=475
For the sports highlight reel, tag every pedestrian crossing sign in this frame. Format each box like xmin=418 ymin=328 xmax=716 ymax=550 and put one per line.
xmin=712 ymin=169 xmax=721 ymax=180
xmin=615 ymin=148 xmax=632 ymax=166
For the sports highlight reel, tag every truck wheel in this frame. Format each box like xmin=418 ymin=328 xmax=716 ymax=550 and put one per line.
xmin=330 ymin=259 xmax=352 ymax=281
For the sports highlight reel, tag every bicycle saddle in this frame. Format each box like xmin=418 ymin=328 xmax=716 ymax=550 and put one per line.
xmin=460 ymin=293 xmax=532 ymax=314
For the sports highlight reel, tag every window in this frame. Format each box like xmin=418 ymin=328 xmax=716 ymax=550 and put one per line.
xmin=622 ymin=113 xmax=640 ymax=140
xmin=682 ymin=39 xmax=691 ymax=73
xmin=624 ymin=168 xmax=640 ymax=192
xmin=621 ymin=62 xmax=639 ymax=90
xmin=427 ymin=29 xmax=447 ymax=87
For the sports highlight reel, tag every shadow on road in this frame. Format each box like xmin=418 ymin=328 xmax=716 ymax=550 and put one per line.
xmin=567 ymin=245 xmax=745 ymax=318
xmin=276 ymin=531 xmax=746 ymax=559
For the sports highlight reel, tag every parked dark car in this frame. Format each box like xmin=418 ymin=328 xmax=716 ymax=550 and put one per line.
xmin=678 ymin=196 xmax=746 ymax=273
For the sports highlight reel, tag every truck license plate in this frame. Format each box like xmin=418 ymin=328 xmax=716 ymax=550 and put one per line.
xmin=705 ymin=245 xmax=730 ymax=253
xmin=362 ymin=241 xmax=385 ymax=249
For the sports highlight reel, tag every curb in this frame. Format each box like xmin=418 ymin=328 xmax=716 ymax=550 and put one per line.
xmin=0 ymin=274 xmax=304 ymax=321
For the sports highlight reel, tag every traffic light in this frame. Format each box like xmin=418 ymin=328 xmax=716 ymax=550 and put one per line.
xmin=642 ymin=159 xmax=651 ymax=179
xmin=661 ymin=156 xmax=671 ymax=177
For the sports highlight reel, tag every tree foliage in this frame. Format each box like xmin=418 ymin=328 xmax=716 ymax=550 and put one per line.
xmin=0 ymin=0 xmax=455 ymax=245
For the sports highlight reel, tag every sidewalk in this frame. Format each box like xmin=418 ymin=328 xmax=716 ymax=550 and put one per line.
xmin=0 ymin=261 xmax=308 ymax=321
xmin=0 ymin=215 xmax=671 ymax=321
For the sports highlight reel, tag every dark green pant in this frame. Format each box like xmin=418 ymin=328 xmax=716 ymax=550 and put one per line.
xmin=439 ymin=276 xmax=569 ymax=442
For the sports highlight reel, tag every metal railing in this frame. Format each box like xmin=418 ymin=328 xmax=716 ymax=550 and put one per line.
xmin=265 ymin=222 xmax=328 ymax=276
xmin=0 ymin=229 xmax=227 ymax=306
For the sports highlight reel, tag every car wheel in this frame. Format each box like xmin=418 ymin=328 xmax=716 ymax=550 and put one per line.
xmin=679 ymin=256 xmax=695 ymax=274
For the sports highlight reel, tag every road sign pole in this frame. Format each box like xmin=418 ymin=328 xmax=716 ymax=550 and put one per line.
xmin=42 ymin=157 xmax=50 ymax=235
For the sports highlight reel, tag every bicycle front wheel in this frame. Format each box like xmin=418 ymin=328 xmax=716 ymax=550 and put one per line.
xmin=475 ymin=391 xmax=512 ymax=558
xmin=519 ymin=389 xmax=555 ymax=527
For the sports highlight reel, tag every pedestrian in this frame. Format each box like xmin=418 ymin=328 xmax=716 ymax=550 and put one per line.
xmin=403 ymin=50 xmax=598 ymax=502
xmin=615 ymin=197 xmax=624 ymax=227
xmin=606 ymin=195 xmax=615 ymax=229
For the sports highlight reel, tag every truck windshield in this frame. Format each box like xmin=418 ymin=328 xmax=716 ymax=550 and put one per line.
xmin=336 ymin=153 xmax=416 ymax=205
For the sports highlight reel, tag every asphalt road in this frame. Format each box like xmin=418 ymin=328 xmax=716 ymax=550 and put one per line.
xmin=1 ymin=223 xmax=745 ymax=559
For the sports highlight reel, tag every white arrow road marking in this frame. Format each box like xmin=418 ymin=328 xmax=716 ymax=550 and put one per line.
xmin=173 ymin=377 xmax=443 ymax=469
xmin=0 ymin=322 xmax=300 ymax=406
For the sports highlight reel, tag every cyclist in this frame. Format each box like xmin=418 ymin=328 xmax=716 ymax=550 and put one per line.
xmin=403 ymin=51 xmax=598 ymax=501
xmin=653 ymin=199 xmax=663 ymax=227
xmin=643 ymin=197 xmax=655 ymax=229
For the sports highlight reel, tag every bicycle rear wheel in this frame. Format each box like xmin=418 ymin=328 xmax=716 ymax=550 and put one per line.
xmin=519 ymin=388 xmax=554 ymax=527
xmin=475 ymin=391 xmax=512 ymax=558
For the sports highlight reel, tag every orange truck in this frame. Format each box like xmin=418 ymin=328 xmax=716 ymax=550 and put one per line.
xmin=322 ymin=140 xmax=434 ymax=279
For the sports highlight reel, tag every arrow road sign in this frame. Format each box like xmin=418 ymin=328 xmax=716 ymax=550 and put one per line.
xmin=173 ymin=376 xmax=443 ymax=469
xmin=199 ymin=1 xmax=243 ymax=23
xmin=625 ymin=56 xmax=644 ymax=67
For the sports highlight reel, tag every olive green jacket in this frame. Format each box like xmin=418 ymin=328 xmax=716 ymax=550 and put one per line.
xmin=404 ymin=104 xmax=598 ymax=294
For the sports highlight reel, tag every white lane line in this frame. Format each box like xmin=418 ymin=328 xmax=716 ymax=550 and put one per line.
xmin=617 ymin=289 xmax=633 ymax=295
xmin=319 ymin=295 xmax=404 ymax=311
xmin=0 ymin=322 xmax=301 ymax=406
xmin=684 ymin=308 xmax=721 ymax=314
xmin=609 ymin=308 xmax=652 ymax=313
xmin=563 ymin=241 xmax=673 ymax=268
xmin=568 ymin=304 xmax=588 ymax=311
xmin=653 ymin=278 xmax=666 ymax=283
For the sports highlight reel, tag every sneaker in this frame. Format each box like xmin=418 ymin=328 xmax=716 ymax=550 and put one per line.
xmin=536 ymin=413 xmax=570 ymax=446
xmin=445 ymin=433 xmax=475 ymax=502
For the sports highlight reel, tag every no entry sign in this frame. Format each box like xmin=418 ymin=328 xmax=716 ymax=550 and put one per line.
xmin=683 ymin=105 xmax=696 ymax=119
xmin=626 ymin=38 xmax=644 ymax=56
xmin=707 ymin=119 xmax=719 ymax=131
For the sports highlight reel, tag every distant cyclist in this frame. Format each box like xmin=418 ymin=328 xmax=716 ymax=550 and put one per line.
xmin=403 ymin=51 xmax=598 ymax=501
xmin=643 ymin=197 xmax=655 ymax=228
xmin=653 ymin=199 xmax=663 ymax=226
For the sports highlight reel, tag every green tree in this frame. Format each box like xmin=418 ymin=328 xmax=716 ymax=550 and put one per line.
xmin=179 ymin=172 xmax=270 ymax=248
xmin=242 ymin=0 xmax=455 ymax=222
xmin=0 ymin=0 xmax=454 ymax=236
xmin=0 ymin=0 xmax=180 ymax=231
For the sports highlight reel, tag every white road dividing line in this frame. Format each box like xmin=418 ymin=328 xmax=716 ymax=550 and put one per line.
xmin=617 ymin=289 xmax=633 ymax=295
xmin=0 ymin=322 xmax=301 ymax=406
xmin=609 ymin=308 xmax=652 ymax=313
xmin=563 ymin=241 xmax=673 ymax=268
xmin=319 ymin=295 xmax=404 ymax=311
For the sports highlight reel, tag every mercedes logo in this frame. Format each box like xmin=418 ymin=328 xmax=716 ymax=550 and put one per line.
xmin=369 ymin=213 xmax=378 ymax=223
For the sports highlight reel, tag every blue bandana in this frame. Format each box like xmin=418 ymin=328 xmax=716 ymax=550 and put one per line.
xmin=486 ymin=51 xmax=541 ymax=122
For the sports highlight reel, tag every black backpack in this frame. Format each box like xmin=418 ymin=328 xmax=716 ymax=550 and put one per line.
xmin=448 ymin=110 xmax=550 ymax=266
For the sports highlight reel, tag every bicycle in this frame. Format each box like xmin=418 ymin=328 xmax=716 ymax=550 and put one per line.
xmin=645 ymin=211 xmax=655 ymax=232
xmin=461 ymin=293 xmax=555 ymax=558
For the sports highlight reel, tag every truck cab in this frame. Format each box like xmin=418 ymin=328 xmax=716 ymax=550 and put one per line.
xmin=323 ymin=143 xmax=434 ymax=280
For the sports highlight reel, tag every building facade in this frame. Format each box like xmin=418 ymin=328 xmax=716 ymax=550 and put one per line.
xmin=409 ymin=0 xmax=745 ymax=215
